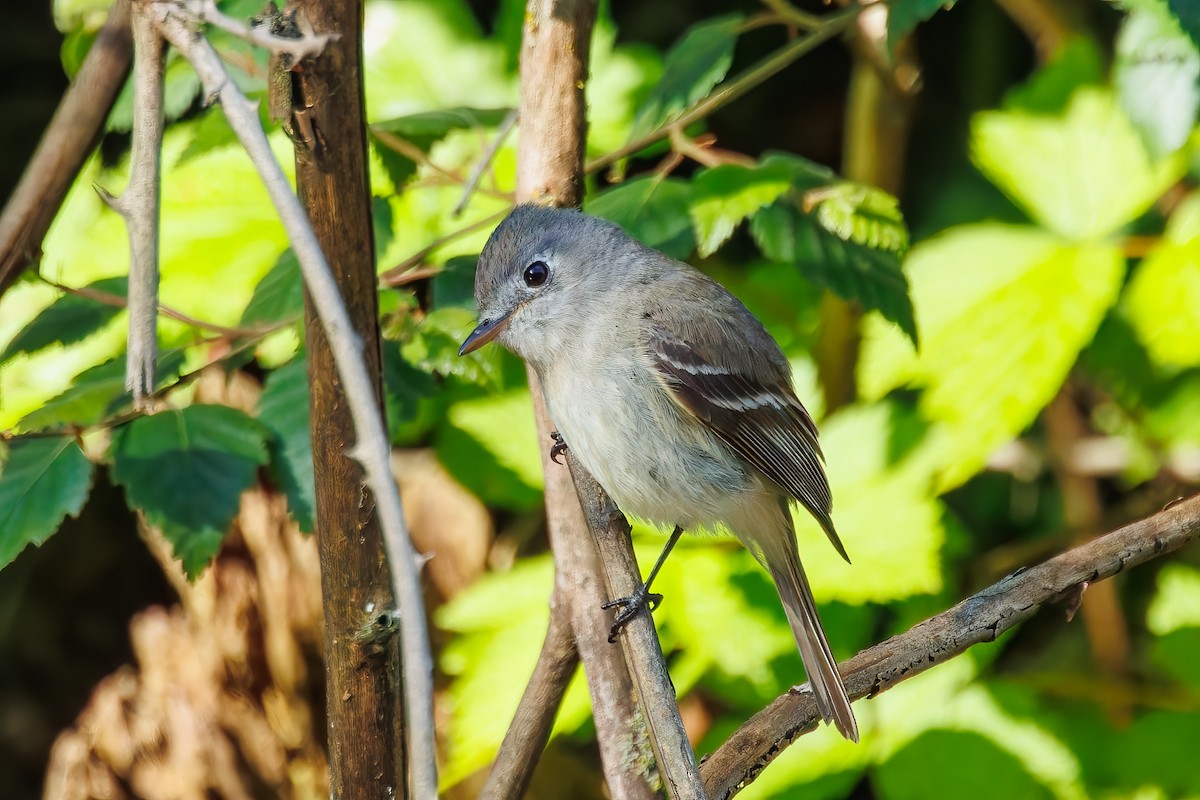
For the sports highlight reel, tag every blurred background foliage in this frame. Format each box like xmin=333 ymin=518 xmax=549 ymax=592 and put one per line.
xmin=3 ymin=0 xmax=1200 ymax=797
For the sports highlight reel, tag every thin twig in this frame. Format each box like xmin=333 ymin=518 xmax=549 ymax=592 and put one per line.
xmin=586 ymin=8 xmax=858 ymax=175
xmin=0 ymin=0 xmax=133 ymax=302
xmin=453 ymin=109 xmax=519 ymax=217
xmin=149 ymin=5 xmax=438 ymax=797
xmin=99 ymin=2 xmax=165 ymax=409
xmin=481 ymin=594 xmax=580 ymax=799
xmin=39 ymin=275 xmax=286 ymax=339
xmin=699 ymin=492 xmax=1200 ymax=799
xmin=378 ymin=209 xmax=507 ymax=286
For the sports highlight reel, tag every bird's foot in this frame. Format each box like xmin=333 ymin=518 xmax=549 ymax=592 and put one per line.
xmin=600 ymin=585 xmax=663 ymax=643
xmin=549 ymin=431 xmax=569 ymax=464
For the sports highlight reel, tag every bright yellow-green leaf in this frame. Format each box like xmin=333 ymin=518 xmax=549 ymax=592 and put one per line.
xmin=860 ymin=225 xmax=1125 ymax=491
xmin=794 ymin=402 xmax=946 ymax=603
xmin=438 ymin=389 xmax=543 ymax=509
xmin=1125 ymin=193 xmax=1200 ymax=368
xmin=1147 ymin=563 xmax=1200 ymax=635
xmin=971 ymin=88 xmax=1184 ymax=240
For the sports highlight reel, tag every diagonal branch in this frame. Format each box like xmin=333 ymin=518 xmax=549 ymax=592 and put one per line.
xmin=0 ymin=0 xmax=133 ymax=301
xmin=699 ymin=491 xmax=1200 ymax=799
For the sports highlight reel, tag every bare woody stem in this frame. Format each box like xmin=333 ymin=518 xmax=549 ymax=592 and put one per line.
xmin=149 ymin=4 xmax=437 ymax=797
xmin=699 ymin=492 xmax=1200 ymax=799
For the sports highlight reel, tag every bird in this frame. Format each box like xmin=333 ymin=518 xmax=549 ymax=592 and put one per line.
xmin=459 ymin=204 xmax=858 ymax=742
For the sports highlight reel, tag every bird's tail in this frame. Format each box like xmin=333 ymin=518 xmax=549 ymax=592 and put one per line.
xmin=758 ymin=526 xmax=859 ymax=742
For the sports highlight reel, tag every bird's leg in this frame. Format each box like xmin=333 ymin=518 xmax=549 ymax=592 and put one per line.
xmin=601 ymin=525 xmax=683 ymax=642
xmin=549 ymin=431 xmax=569 ymax=464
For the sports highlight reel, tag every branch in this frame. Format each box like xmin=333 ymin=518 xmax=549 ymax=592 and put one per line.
xmin=99 ymin=1 xmax=165 ymax=409
xmin=193 ymin=0 xmax=339 ymax=64
xmin=699 ymin=492 xmax=1200 ymax=799
xmin=568 ymin=457 xmax=706 ymax=799
xmin=0 ymin=0 xmax=133 ymax=301
xmin=481 ymin=593 xmax=580 ymax=799
xmin=586 ymin=9 xmax=857 ymax=175
xmin=149 ymin=4 xmax=437 ymax=797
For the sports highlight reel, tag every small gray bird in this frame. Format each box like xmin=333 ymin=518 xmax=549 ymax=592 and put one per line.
xmin=459 ymin=204 xmax=858 ymax=742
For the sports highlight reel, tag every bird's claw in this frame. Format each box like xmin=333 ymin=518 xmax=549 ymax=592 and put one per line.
xmin=600 ymin=588 xmax=663 ymax=642
xmin=549 ymin=431 xmax=569 ymax=464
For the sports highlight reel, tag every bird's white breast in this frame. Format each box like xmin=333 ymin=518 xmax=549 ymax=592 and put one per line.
xmin=538 ymin=320 xmax=750 ymax=531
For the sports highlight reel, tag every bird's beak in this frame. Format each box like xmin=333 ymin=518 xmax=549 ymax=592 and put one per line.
xmin=459 ymin=312 xmax=512 ymax=356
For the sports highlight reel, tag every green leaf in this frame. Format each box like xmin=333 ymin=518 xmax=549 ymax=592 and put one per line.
xmin=808 ymin=182 xmax=910 ymax=256
xmin=258 ymin=359 xmax=315 ymax=532
xmin=176 ymin=106 xmax=239 ymax=165
xmin=0 ymin=437 xmax=93 ymax=569
xmin=401 ymin=306 xmax=503 ymax=387
xmin=382 ymin=341 xmax=438 ymax=444
xmin=110 ymin=405 xmax=269 ymax=576
xmin=887 ymin=0 xmax=959 ymax=50
xmin=689 ymin=162 xmax=795 ymax=256
xmin=0 ymin=276 xmax=128 ymax=364
xmin=876 ymin=730 xmax=1055 ymax=800
xmin=16 ymin=349 xmax=187 ymax=432
xmin=625 ymin=14 xmax=743 ymax=146
xmin=108 ymin=54 xmax=200 ymax=132
xmin=586 ymin=176 xmax=695 ymax=259
xmin=240 ymin=250 xmax=304 ymax=327
xmin=1167 ymin=0 xmax=1200 ymax=46
xmin=369 ymin=107 xmax=513 ymax=189
xmin=437 ymin=389 xmax=542 ymax=510
xmin=859 ymin=224 xmax=1125 ymax=490
xmin=1126 ymin=193 xmax=1200 ymax=369
xmin=751 ymin=200 xmax=918 ymax=344
xmin=970 ymin=87 xmax=1184 ymax=240
xmin=1115 ymin=0 xmax=1200 ymax=157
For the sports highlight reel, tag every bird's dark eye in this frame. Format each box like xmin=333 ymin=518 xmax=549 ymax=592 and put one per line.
xmin=523 ymin=260 xmax=550 ymax=288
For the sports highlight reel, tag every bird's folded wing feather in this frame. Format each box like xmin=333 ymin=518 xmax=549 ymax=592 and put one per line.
xmin=645 ymin=294 xmax=849 ymax=562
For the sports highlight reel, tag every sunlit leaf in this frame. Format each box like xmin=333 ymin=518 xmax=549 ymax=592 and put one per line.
xmin=625 ymin=14 xmax=743 ymax=146
xmin=258 ymin=358 xmax=315 ymax=532
xmin=401 ymin=306 xmax=503 ymax=387
xmin=369 ymin=106 xmax=513 ymax=189
xmin=1115 ymin=0 xmax=1200 ymax=157
xmin=0 ymin=277 xmax=128 ymax=364
xmin=437 ymin=556 xmax=592 ymax=789
xmin=690 ymin=162 xmax=795 ymax=256
xmin=0 ymin=437 xmax=93 ymax=569
xmin=808 ymin=182 xmax=910 ymax=256
xmin=860 ymin=224 xmax=1125 ymax=490
xmin=751 ymin=200 xmax=917 ymax=344
xmin=16 ymin=349 xmax=188 ymax=433
xmin=876 ymin=730 xmax=1056 ymax=800
xmin=971 ymin=87 xmax=1184 ymax=240
xmin=110 ymin=405 xmax=269 ymax=577
xmin=587 ymin=176 xmax=695 ymax=259
xmin=1125 ymin=192 xmax=1200 ymax=368
xmin=437 ymin=389 xmax=542 ymax=510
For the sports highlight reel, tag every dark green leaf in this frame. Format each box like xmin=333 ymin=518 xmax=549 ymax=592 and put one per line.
xmin=751 ymin=200 xmax=917 ymax=343
xmin=110 ymin=405 xmax=269 ymax=577
xmin=383 ymin=342 xmax=438 ymax=443
xmin=586 ymin=176 xmax=695 ymax=258
xmin=373 ymin=195 xmax=396 ymax=264
xmin=876 ymin=730 xmax=1054 ymax=800
xmin=1167 ymin=0 xmax=1200 ymax=45
xmin=432 ymin=256 xmax=480 ymax=311
xmin=887 ymin=0 xmax=959 ymax=51
xmin=0 ymin=437 xmax=93 ymax=569
xmin=240 ymin=250 xmax=303 ymax=327
xmin=626 ymin=15 xmax=743 ymax=146
xmin=402 ymin=307 xmax=503 ymax=387
xmin=369 ymin=107 xmax=514 ymax=189
xmin=1 ymin=277 xmax=128 ymax=364
xmin=689 ymin=162 xmax=797 ymax=256
xmin=17 ymin=349 xmax=188 ymax=432
xmin=258 ymin=358 xmax=315 ymax=532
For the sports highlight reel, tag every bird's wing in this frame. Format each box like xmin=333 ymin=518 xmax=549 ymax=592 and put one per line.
xmin=643 ymin=271 xmax=849 ymax=562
